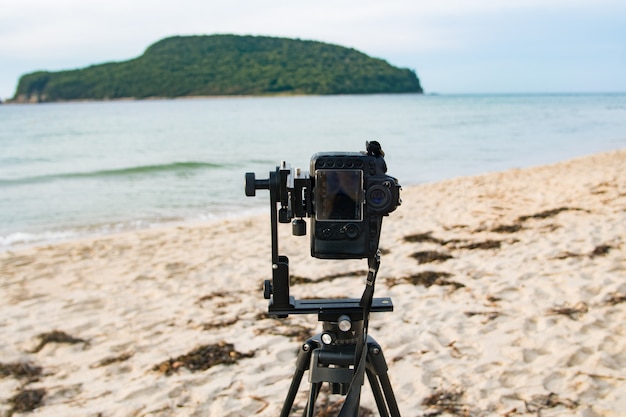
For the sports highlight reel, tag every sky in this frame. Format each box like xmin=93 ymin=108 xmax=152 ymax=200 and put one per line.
xmin=1 ymin=0 xmax=625 ymax=100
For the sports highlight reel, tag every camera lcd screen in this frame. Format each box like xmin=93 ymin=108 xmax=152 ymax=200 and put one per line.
xmin=315 ymin=170 xmax=363 ymax=221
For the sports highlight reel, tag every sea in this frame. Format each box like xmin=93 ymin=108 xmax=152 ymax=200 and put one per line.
xmin=1 ymin=93 xmax=625 ymax=250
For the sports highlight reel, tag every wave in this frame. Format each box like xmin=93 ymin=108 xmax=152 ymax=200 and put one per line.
xmin=0 ymin=161 xmax=224 ymax=186
xmin=0 ymin=204 xmax=267 ymax=251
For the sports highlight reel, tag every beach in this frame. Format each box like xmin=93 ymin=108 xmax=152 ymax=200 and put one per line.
xmin=1 ymin=149 xmax=625 ymax=416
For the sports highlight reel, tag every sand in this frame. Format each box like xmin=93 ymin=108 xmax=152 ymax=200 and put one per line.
xmin=1 ymin=149 xmax=625 ymax=417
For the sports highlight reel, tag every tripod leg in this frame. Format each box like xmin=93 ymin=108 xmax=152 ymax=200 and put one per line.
xmin=280 ymin=341 xmax=315 ymax=417
xmin=303 ymin=382 xmax=321 ymax=417
xmin=378 ymin=372 xmax=401 ymax=417
xmin=366 ymin=341 xmax=401 ymax=417
xmin=366 ymin=368 xmax=390 ymax=417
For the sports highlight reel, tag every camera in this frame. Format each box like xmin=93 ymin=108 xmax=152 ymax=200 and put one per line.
xmin=310 ymin=151 xmax=400 ymax=258
xmin=245 ymin=141 xmax=401 ymax=260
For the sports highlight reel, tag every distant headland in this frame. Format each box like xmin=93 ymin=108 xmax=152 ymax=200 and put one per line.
xmin=12 ymin=34 xmax=423 ymax=103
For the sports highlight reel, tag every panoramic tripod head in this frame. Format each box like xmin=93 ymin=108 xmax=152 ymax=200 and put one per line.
xmin=244 ymin=142 xmax=399 ymax=317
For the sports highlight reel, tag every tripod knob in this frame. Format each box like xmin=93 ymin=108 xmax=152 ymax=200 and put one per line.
xmin=245 ymin=172 xmax=271 ymax=197
xmin=292 ymin=219 xmax=306 ymax=236
xmin=245 ymin=172 xmax=257 ymax=196
xmin=263 ymin=280 xmax=272 ymax=299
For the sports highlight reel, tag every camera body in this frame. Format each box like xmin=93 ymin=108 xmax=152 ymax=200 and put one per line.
xmin=309 ymin=151 xmax=400 ymax=259
xmin=245 ymin=143 xmax=401 ymax=262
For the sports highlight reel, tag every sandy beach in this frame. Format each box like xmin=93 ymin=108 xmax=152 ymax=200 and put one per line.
xmin=1 ymin=149 xmax=625 ymax=416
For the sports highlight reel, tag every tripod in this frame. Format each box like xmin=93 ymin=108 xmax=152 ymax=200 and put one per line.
xmin=277 ymin=304 xmax=401 ymax=417
xmin=244 ymin=145 xmax=403 ymax=416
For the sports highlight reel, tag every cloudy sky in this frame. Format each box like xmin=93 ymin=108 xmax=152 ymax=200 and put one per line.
xmin=1 ymin=0 xmax=625 ymax=99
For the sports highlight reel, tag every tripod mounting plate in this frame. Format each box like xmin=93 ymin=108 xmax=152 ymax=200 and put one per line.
xmin=268 ymin=297 xmax=393 ymax=319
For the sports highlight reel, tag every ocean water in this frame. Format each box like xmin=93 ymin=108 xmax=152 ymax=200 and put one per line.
xmin=1 ymin=93 xmax=625 ymax=249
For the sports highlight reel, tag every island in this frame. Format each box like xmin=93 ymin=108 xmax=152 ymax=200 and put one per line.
xmin=12 ymin=34 xmax=423 ymax=103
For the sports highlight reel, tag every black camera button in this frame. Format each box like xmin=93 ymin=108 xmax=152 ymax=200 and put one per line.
xmin=343 ymin=223 xmax=360 ymax=239
xmin=321 ymin=228 xmax=333 ymax=238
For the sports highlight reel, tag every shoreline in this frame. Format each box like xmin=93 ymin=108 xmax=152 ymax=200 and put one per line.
xmin=1 ymin=149 xmax=625 ymax=416
xmin=2 ymin=146 xmax=623 ymax=253
xmin=2 ymin=91 xmax=424 ymax=105
xmin=4 ymin=91 xmax=622 ymax=105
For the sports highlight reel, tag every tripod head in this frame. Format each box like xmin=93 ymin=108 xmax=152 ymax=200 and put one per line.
xmin=244 ymin=142 xmax=399 ymax=318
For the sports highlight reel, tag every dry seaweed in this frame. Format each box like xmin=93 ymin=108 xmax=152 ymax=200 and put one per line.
xmin=388 ymin=271 xmax=464 ymax=290
xmin=201 ymin=317 xmax=239 ymax=330
xmin=524 ymin=392 xmax=578 ymax=413
xmin=421 ymin=388 xmax=468 ymax=416
xmin=30 ymin=330 xmax=88 ymax=353
xmin=411 ymin=251 xmax=453 ymax=264
xmin=491 ymin=223 xmax=523 ymax=233
xmin=7 ymin=388 xmax=46 ymax=415
xmin=590 ymin=244 xmax=612 ymax=257
xmin=464 ymin=311 xmax=500 ymax=321
xmin=91 ymin=352 xmax=133 ymax=368
xmin=459 ymin=240 xmax=501 ymax=250
xmin=0 ymin=361 xmax=42 ymax=380
xmin=486 ymin=295 xmax=502 ymax=304
xmin=605 ymin=292 xmax=626 ymax=306
xmin=153 ymin=342 xmax=254 ymax=376
xmin=547 ymin=302 xmax=588 ymax=320
xmin=555 ymin=244 xmax=613 ymax=260
xmin=517 ymin=207 xmax=583 ymax=222
xmin=554 ymin=251 xmax=582 ymax=260
xmin=403 ymin=232 xmax=445 ymax=244
xmin=196 ymin=291 xmax=230 ymax=303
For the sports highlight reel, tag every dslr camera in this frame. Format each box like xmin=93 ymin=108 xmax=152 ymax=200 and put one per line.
xmin=245 ymin=141 xmax=401 ymax=259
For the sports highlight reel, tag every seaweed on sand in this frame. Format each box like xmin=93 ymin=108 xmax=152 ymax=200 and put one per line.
xmin=517 ymin=207 xmax=584 ymax=222
xmin=153 ymin=341 xmax=254 ymax=376
xmin=7 ymin=388 xmax=46 ymax=416
xmin=403 ymin=232 xmax=446 ymax=245
xmin=605 ymin=292 xmax=626 ymax=306
xmin=547 ymin=302 xmax=588 ymax=320
xmin=421 ymin=388 xmax=469 ymax=416
xmin=524 ymin=392 xmax=578 ymax=413
xmin=91 ymin=352 xmax=134 ymax=368
xmin=411 ymin=251 xmax=453 ymax=264
xmin=0 ymin=361 xmax=42 ymax=380
xmin=554 ymin=244 xmax=613 ymax=260
xmin=490 ymin=223 xmax=523 ymax=233
xmin=387 ymin=271 xmax=465 ymax=290
xmin=458 ymin=240 xmax=502 ymax=250
xmin=30 ymin=330 xmax=88 ymax=353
